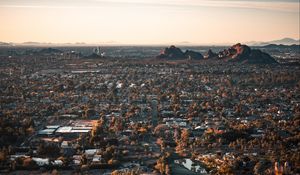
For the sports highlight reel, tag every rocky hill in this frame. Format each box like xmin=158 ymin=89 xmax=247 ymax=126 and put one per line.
xmin=157 ymin=44 xmax=277 ymax=64
xmin=218 ymin=43 xmax=278 ymax=64
xmin=157 ymin=46 xmax=203 ymax=60
xmin=204 ymin=49 xmax=218 ymax=59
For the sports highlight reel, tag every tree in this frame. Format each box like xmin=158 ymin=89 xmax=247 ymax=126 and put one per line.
xmin=180 ymin=129 xmax=189 ymax=147
xmin=0 ymin=150 xmax=7 ymax=164
xmin=108 ymin=158 xmax=120 ymax=165
xmin=155 ymin=154 xmax=172 ymax=175
xmin=51 ymin=169 xmax=59 ymax=175
xmin=80 ymin=154 xmax=87 ymax=165
xmin=22 ymin=157 xmax=37 ymax=169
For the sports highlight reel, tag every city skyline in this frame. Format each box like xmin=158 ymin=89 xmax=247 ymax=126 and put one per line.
xmin=0 ymin=0 xmax=299 ymax=45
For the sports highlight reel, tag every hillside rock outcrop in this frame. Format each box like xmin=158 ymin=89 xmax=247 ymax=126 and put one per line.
xmin=218 ymin=43 xmax=277 ymax=64
xmin=204 ymin=49 xmax=218 ymax=59
xmin=184 ymin=50 xmax=204 ymax=60
xmin=157 ymin=45 xmax=203 ymax=60
xmin=157 ymin=45 xmax=185 ymax=59
xmin=156 ymin=43 xmax=277 ymax=64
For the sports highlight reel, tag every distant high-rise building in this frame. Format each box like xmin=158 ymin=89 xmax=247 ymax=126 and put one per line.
xmin=94 ymin=47 xmax=101 ymax=55
xmin=94 ymin=46 xmax=105 ymax=57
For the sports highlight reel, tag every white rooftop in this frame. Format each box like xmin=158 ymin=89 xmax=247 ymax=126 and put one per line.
xmin=46 ymin=125 xmax=60 ymax=129
xmin=85 ymin=149 xmax=98 ymax=155
xmin=56 ymin=126 xmax=73 ymax=133
xmin=71 ymin=129 xmax=90 ymax=133
xmin=38 ymin=129 xmax=55 ymax=135
xmin=72 ymin=126 xmax=93 ymax=130
xmin=32 ymin=157 xmax=49 ymax=165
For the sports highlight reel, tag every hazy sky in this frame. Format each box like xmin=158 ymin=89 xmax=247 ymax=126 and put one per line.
xmin=0 ymin=0 xmax=299 ymax=45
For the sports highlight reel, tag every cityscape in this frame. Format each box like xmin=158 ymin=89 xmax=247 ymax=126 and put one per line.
xmin=0 ymin=0 xmax=299 ymax=175
xmin=0 ymin=43 xmax=299 ymax=174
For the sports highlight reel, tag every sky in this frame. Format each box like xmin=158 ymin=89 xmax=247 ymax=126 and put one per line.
xmin=0 ymin=0 xmax=299 ymax=45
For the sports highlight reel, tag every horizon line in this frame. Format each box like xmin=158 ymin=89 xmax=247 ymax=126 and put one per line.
xmin=1 ymin=38 xmax=299 ymax=47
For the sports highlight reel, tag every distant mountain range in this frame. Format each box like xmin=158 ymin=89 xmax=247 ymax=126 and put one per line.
xmin=0 ymin=38 xmax=299 ymax=47
xmin=259 ymin=44 xmax=300 ymax=50
xmin=247 ymin=38 xmax=300 ymax=46
xmin=0 ymin=41 xmax=87 ymax=46
xmin=0 ymin=42 xmax=13 ymax=46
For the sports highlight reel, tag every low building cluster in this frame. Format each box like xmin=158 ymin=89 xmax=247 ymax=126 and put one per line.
xmin=0 ymin=47 xmax=299 ymax=174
